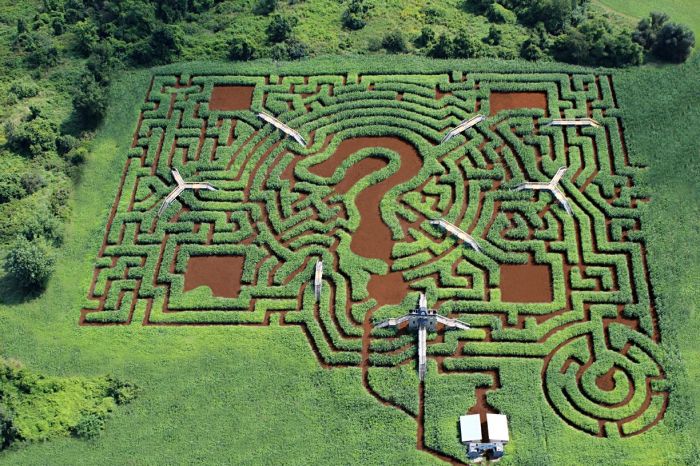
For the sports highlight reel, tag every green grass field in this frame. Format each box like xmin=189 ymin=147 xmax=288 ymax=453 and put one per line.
xmin=0 ymin=56 xmax=697 ymax=464
xmin=595 ymin=0 xmax=700 ymax=39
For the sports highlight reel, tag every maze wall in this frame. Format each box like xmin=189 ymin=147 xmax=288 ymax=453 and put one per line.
xmin=81 ymin=70 xmax=667 ymax=453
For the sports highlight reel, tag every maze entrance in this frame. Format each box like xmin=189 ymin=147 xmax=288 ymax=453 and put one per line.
xmin=81 ymin=69 xmax=668 ymax=463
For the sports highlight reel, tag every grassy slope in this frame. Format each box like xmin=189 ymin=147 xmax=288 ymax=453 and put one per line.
xmin=0 ymin=56 xmax=696 ymax=464
xmin=615 ymin=54 xmax=700 ymax=439
xmin=595 ymin=0 xmax=700 ymax=38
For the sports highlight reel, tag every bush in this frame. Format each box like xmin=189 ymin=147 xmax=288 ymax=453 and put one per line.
xmin=229 ymin=36 xmax=258 ymax=61
xmin=487 ymin=3 xmax=516 ymax=24
xmin=653 ymin=23 xmax=695 ymax=63
xmin=5 ymin=117 xmax=58 ymax=157
xmin=520 ymin=38 xmax=544 ymax=61
xmin=451 ymin=29 xmax=484 ymax=58
xmin=132 ymin=24 xmax=183 ymax=65
xmin=254 ymin=0 xmax=278 ymax=15
xmin=632 ymin=11 xmax=669 ymax=50
xmin=20 ymin=171 xmax=47 ymax=195
xmin=286 ymin=37 xmax=309 ymax=59
xmin=73 ymin=19 xmax=99 ymax=56
xmin=0 ymin=407 xmax=18 ymax=450
xmin=4 ymin=236 xmax=56 ymax=290
xmin=73 ymin=71 xmax=108 ymax=124
xmin=413 ymin=27 xmax=435 ymax=48
xmin=342 ymin=0 xmax=372 ymax=30
xmin=427 ymin=33 xmax=453 ymax=58
xmin=266 ymin=14 xmax=296 ymax=43
xmin=22 ymin=32 xmax=59 ymax=68
xmin=106 ymin=376 xmax=138 ymax=405
xmin=484 ymin=25 xmax=503 ymax=45
xmin=381 ymin=31 xmax=407 ymax=53
xmin=71 ymin=413 xmax=105 ymax=440
xmin=9 ymin=81 xmax=39 ymax=99
xmin=56 ymin=134 xmax=80 ymax=155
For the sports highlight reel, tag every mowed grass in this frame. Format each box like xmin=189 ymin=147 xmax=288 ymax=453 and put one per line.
xmin=595 ymin=0 xmax=700 ymax=39
xmin=0 ymin=57 xmax=697 ymax=464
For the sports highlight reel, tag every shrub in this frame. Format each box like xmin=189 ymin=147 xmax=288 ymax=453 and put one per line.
xmin=56 ymin=134 xmax=80 ymax=155
xmin=487 ymin=3 xmax=516 ymax=24
xmin=229 ymin=36 xmax=258 ymax=61
xmin=451 ymin=29 xmax=484 ymax=58
xmin=632 ymin=11 xmax=669 ymax=50
xmin=106 ymin=376 xmax=138 ymax=405
xmin=286 ymin=37 xmax=309 ymax=59
xmin=427 ymin=33 xmax=453 ymax=58
xmin=413 ymin=26 xmax=435 ymax=48
xmin=484 ymin=25 xmax=503 ymax=45
xmin=73 ymin=19 xmax=99 ymax=56
xmin=520 ymin=38 xmax=544 ymax=61
xmin=132 ymin=24 xmax=183 ymax=65
xmin=342 ymin=0 xmax=372 ymax=31
xmin=9 ymin=81 xmax=39 ymax=99
xmin=382 ymin=31 xmax=407 ymax=53
xmin=652 ymin=23 xmax=695 ymax=63
xmin=4 ymin=236 xmax=56 ymax=290
xmin=73 ymin=71 xmax=108 ymax=124
xmin=71 ymin=413 xmax=105 ymax=440
xmin=0 ymin=407 xmax=18 ymax=450
xmin=254 ymin=0 xmax=278 ymax=15
xmin=266 ymin=14 xmax=296 ymax=43
xmin=20 ymin=171 xmax=47 ymax=195
xmin=18 ymin=32 xmax=59 ymax=68
xmin=5 ymin=117 xmax=58 ymax=157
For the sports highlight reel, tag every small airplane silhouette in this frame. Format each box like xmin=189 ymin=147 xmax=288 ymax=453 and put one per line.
xmin=374 ymin=293 xmax=470 ymax=381
xmin=157 ymin=168 xmax=216 ymax=217
xmin=513 ymin=166 xmax=572 ymax=215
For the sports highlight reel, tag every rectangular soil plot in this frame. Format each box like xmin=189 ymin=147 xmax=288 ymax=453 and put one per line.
xmin=500 ymin=263 xmax=552 ymax=303
xmin=184 ymin=255 xmax=245 ymax=298
xmin=209 ymin=85 xmax=254 ymax=111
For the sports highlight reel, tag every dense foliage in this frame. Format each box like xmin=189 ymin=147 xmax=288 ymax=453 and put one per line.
xmin=0 ymin=358 xmax=136 ymax=450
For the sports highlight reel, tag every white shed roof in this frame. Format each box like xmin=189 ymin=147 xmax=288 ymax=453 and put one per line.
xmin=459 ymin=414 xmax=482 ymax=443
xmin=486 ymin=413 xmax=509 ymax=442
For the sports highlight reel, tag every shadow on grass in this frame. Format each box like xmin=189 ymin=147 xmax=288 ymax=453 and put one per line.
xmin=0 ymin=275 xmax=43 ymax=305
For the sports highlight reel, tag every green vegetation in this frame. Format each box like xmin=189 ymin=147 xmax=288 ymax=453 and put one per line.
xmin=0 ymin=358 xmax=136 ymax=449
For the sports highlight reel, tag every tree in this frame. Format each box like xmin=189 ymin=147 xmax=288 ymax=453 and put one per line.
xmin=382 ymin=31 xmax=407 ymax=53
xmin=633 ymin=11 xmax=669 ymax=49
xmin=653 ymin=23 xmax=695 ymax=63
xmin=73 ymin=20 xmax=99 ymax=56
xmin=413 ymin=26 xmax=435 ymax=48
xmin=342 ymin=0 xmax=372 ymax=30
xmin=229 ymin=36 xmax=258 ymax=61
xmin=4 ymin=236 xmax=56 ymax=290
xmin=484 ymin=25 xmax=503 ymax=45
xmin=286 ymin=37 xmax=309 ymax=59
xmin=132 ymin=24 xmax=183 ymax=65
xmin=451 ymin=29 xmax=484 ymax=58
xmin=254 ymin=0 xmax=278 ymax=15
xmin=520 ymin=38 xmax=543 ymax=61
xmin=266 ymin=14 xmax=296 ymax=43
xmin=5 ymin=117 xmax=58 ymax=157
xmin=73 ymin=71 xmax=108 ymax=124
xmin=428 ymin=34 xmax=453 ymax=58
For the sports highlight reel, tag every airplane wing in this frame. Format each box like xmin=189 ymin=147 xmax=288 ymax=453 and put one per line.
xmin=187 ymin=183 xmax=217 ymax=191
xmin=374 ymin=315 xmax=411 ymax=329
xmin=172 ymin=168 xmax=184 ymax=186
xmin=552 ymin=187 xmax=573 ymax=215
xmin=435 ymin=315 xmax=470 ymax=330
xmin=513 ymin=182 xmax=547 ymax=192
xmin=551 ymin=166 xmax=567 ymax=185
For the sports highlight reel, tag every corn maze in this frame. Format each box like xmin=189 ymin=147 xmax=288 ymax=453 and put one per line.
xmin=81 ymin=68 xmax=668 ymax=461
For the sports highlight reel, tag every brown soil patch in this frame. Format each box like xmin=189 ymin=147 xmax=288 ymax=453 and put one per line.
xmin=209 ymin=85 xmax=254 ymax=111
xmin=500 ymin=263 xmax=552 ymax=303
xmin=310 ymin=136 xmax=422 ymax=262
xmin=489 ymin=91 xmax=547 ymax=116
xmin=367 ymin=270 xmax=411 ymax=307
xmin=184 ymin=255 xmax=244 ymax=298
xmin=596 ymin=366 xmax=619 ymax=391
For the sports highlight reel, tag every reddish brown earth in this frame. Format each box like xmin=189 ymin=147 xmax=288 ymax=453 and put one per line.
xmin=184 ymin=255 xmax=245 ymax=298
xmin=367 ymin=270 xmax=411 ymax=307
xmin=500 ymin=263 xmax=553 ymax=302
xmin=489 ymin=91 xmax=548 ymax=116
xmin=209 ymin=85 xmax=254 ymax=111
xmin=596 ymin=366 xmax=619 ymax=391
xmin=309 ymin=136 xmax=422 ymax=262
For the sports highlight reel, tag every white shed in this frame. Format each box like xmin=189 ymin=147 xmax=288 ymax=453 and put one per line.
xmin=459 ymin=414 xmax=482 ymax=443
xmin=486 ymin=414 xmax=509 ymax=443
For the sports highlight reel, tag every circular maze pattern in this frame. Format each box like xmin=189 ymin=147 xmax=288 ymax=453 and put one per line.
xmin=81 ymin=70 xmax=669 ymax=453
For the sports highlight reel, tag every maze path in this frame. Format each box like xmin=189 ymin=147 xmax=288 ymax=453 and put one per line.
xmin=81 ymin=70 xmax=667 ymax=461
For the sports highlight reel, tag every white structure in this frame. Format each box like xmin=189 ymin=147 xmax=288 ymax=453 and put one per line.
xmin=374 ymin=293 xmax=469 ymax=381
xmin=460 ymin=413 xmax=509 ymax=461
xmin=429 ymin=219 xmax=481 ymax=252
xmin=546 ymin=118 xmax=600 ymax=128
xmin=441 ymin=114 xmax=486 ymax=143
xmin=314 ymin=260 xmax=323 ymax=300
xmin=257 ymin=112 xmax=307 ymax=146
xmin=513 ymin=166 xmax=572 ymax=215
xmin=157 ymin=168 xmax=216 ymax=217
